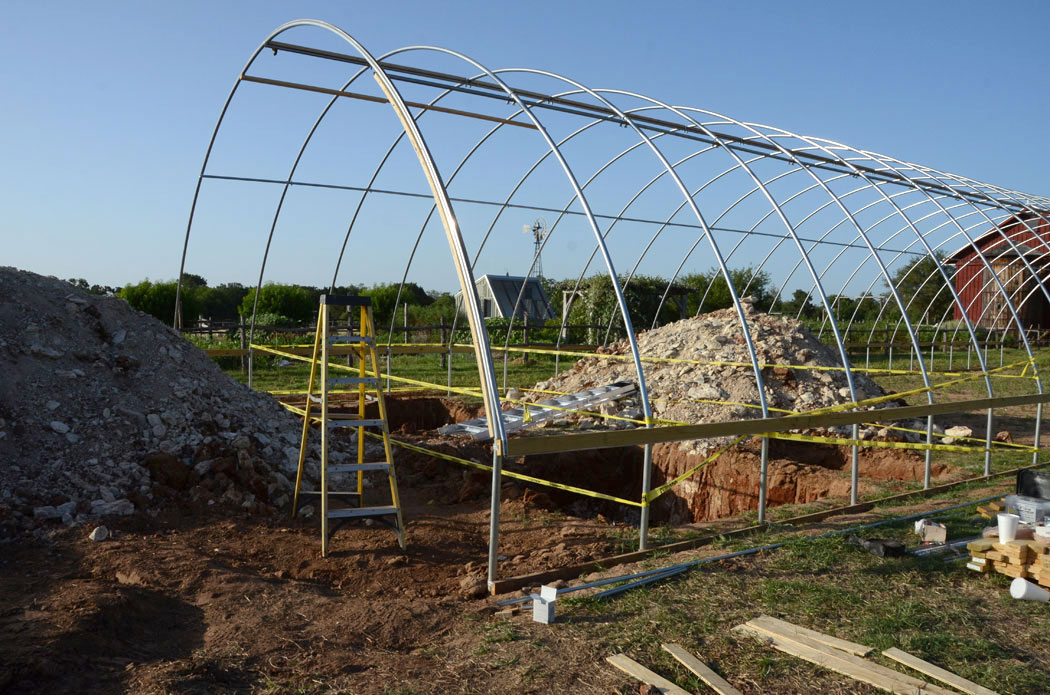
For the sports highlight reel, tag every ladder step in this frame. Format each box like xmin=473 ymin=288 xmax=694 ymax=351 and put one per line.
xmin=328 ymin=418 xmax=386 ymax=428
xmin=327 ymin=505 xmax=399 ymax=519
xmin=329 ymin=335 xmax=374 ymax=344
xmin=327 ymin=377 xmax=379 ymax=386
xmin=329 ymin=462 xmax=390 ymax=473
xmin=299 ymin=490 xmax=361 ymax=497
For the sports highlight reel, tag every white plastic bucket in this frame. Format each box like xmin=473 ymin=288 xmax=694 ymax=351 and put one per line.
xmin=1010 ymin=577 xmax=1050 ymax=602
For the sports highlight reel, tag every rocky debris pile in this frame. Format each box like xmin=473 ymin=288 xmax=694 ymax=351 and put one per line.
xmin=0 ymin=267 xmax=365 ymax=540
xmin=530 ymin=301 xmax=899 ymax=455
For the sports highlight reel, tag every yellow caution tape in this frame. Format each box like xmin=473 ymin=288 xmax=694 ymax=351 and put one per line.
xmin=275 ymin=400 xmax=643 ymax=507
xmin=643 ymin=436 xmax=745 ymax=503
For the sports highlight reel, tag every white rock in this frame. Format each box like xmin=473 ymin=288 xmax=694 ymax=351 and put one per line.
xmin=944 ymin=425 xmax=972 ymax=438
xmin=89 ymin=525 xmax=109 ymax=542
xmin=46 ymin=400 xmax=60 ymax=410
xmin=50 ymin=421 xmax=70 ymax=434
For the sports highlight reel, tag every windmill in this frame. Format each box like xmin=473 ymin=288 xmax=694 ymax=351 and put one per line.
xmin=522 ymin=217 xmax=548 ymax=279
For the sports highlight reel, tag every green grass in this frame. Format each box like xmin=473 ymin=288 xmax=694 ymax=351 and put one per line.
xmin=561 ymin=514 xmax=1050 ymax=694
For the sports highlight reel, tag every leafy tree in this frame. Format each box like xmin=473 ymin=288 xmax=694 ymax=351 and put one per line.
xmin=362 ymin=282 xmax=432 ymax=325
xmin=199 ymin=282 xmax=249 ymax=321
xmin=679 ymin=266 xmax=775 ymax=315
xmin=67 ymin=278 xmax=118 ymax=296
xmin=886 ymin=252 xmax=952 ymax=325
xmin=239 ymin=283 xmax=316 ymax=323
xmin=120 ymin=279 xmax=199 ymax=326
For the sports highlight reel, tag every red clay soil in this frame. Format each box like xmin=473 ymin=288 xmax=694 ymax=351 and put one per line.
xmin=0 ymin=460 xmax=623 ymax=695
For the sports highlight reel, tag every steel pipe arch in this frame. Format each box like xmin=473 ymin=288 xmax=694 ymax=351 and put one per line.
xmin=178 ymin=20 xmax=1050 ymax=583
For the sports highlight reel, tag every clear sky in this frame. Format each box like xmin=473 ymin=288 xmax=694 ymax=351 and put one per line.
xmin=2 ymin=0 xmax=1048 ymax=293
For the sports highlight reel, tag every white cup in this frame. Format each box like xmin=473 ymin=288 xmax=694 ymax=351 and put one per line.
xmin=1010 ymin=577 xmax=1050 ymax=601
xmin=998 ymin=513 xmax=1021 ymax=542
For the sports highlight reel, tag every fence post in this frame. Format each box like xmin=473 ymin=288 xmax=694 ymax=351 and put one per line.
xmin=439 ymin=316 xmax=447 ymax=368
xmin=238 ymin=315 xmax=247 ymax=374
xmin=403 ymin=303 xmax=409 ymax=344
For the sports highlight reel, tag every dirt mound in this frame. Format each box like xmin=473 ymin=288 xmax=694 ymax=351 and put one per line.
xmin=532 ymin=301 xmax=894 ymax=451
xmin=0 ymin=267 xmax=343 ymax=540
xmin=528 ymin=302 xmax=944 ymax=522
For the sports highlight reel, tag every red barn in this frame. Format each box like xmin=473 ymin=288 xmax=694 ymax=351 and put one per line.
xmin=945 ymin=212 xmax=1050 ymax=331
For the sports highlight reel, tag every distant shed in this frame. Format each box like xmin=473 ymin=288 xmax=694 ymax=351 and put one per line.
xmin=946 ymin=213 xmax=1050 ymax=331
xmin=455 ymin=274 xmax=554 ymax=321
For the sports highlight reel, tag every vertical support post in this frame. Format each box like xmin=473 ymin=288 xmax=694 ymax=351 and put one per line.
xmin=403 ymin=303 xmax=408 ymax=344
xmin=948 ymin=344 xmax=954 ymax=371
xmin=386 ymin=347 xmax=392 ymax=393
xmin=985 ymin=408 xmax=994 ymax=476
xmin=757 ymin=436 xmax=770 ymax=524
xmin=639 ymin=442 xmax=653 ymax=550
xmin=239 ymin=315 xmax=247 ymax=374
xmin=850 ymin=425 xmax=860 ymax=505
xmin=1000 ymin=342 xmax=1004 ymax=367
xmin=888 ymin=345 xmax=893 ymax=371
xmin=447 ymin=344 xmax=452 ymax=395
xmin=320 ymin=302 xmax=329 ymax=557
xmin=923 ymin=416 xmax=933 ymax=489
xmin=247 ymin=347 xmax=254 ymax=389
xmin=967 ymin=345 xmax=972 ymax=370
xmin=487 ymin=448 xmax=503 ymax=587
xmin=1034 ymin=403 xmax=1043 ymax=466
xmin=865 ymin=346 xmax=870 ymax=370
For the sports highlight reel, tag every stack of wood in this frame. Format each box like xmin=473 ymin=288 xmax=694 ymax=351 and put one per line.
xmin=976 ymin=499 xmax=1004 ymax=519
xmin=967 ymin=538 xmax=1050 ymax=584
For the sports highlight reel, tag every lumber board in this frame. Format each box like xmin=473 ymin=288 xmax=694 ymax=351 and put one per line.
xmin=605 ymin=654 xmax=690 ymax=695
xmin=504 ymin=391 xmax=1050 ymax=455
xmin=661 ymin=643 xmax=743 ymax=695
xmin=882 ymin=648 xmax=999 ymax=695
xmin=751 ymin=615 xmax=874 ymax=656
xmin=733 ymin=624 xmax=953 ymax=695
xmin=742 ymin=621 xmax=957 ymax=695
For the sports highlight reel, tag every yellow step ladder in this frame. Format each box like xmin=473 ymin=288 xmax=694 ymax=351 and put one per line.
xmin=292 ymin=294 xmax=406 ymax=556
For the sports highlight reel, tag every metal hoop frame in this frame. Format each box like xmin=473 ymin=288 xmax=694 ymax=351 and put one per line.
xmin=177 ymin=20 xmax=1050 ymax=585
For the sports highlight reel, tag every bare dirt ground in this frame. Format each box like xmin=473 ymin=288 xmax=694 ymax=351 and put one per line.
xmin=1 ymin=452 xmax=1017 ymax=695
xmin=0 ymin=458 xmax=631 ymax=695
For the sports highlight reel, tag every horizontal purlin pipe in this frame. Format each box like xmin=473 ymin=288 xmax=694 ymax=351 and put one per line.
xmin=240 ymin=75 xmax=536 ymax=129
xmin=265 ymin=40 xmax=1039 ymax=215
xmin=504 ymin=391 xmax=1050 ymax=456
xmin=197 ymin=173 xmax=925 ymax=257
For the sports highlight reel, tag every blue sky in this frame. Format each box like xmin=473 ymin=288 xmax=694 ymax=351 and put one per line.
xmin=2 ymin=1 xmax=1048 ymax=294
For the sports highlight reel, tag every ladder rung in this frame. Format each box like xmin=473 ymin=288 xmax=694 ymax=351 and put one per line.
xmin=329 ymin=462 xmax=390 ymax=473
xmin=328 ymin=418 xmax=386 ymax=428
xmin=327 ymin=505 xmax=399 ymax=519
xmin=328 ymin=335 xmax=374 ymax=344
xmin=299 ymin=490 xmax=362 ymax=497
xmin=327 ymin=377 xmax=379 ymax=386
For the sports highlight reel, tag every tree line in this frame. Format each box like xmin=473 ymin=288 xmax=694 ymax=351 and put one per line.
xmin=75 ymin=253 xmax=951 ymax=332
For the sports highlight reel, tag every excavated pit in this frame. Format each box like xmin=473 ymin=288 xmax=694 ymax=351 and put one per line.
xmin=381 ymin=395 xmax=951 ymax=524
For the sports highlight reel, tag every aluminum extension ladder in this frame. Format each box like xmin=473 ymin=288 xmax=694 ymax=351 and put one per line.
xmin=291 ymin=295 xmax=406 ymax=556
xmin=438 ymin=381 xmax=638 ymax=440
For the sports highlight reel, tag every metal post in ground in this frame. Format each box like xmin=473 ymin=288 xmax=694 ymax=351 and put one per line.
xmin=1034 ymin=403 xmax=1043 ymax=466
xmin=247 ymin=347 xmax=254 ymax=389
xmin=985 ymin=408 xmax=994 ymax=475
xmin=639 ymin=442 xmax=653 ymax=550
xmin=923 ymin=416 xmax=933 ymax=489
xmin=850 ymin=425 xmax=860 ymax=505
xmin=757 ymin=436 xmax=770 ymax=524
xmin=487 ymin=448 xmax=504 ymax=587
